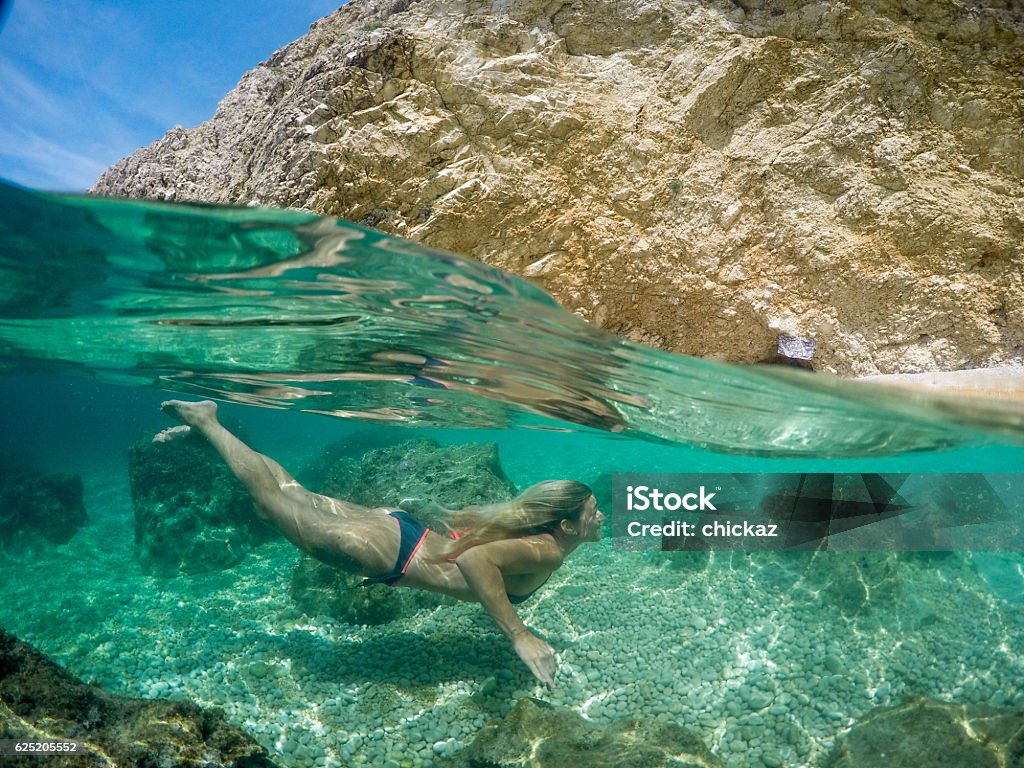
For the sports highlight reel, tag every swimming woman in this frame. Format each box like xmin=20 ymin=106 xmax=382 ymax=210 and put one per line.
xmin=158 ymin=400 xmax=605 ymax=689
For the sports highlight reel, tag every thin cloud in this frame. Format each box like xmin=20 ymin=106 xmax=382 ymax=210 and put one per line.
xmin=0 ymin=54 xmax=68 ymax=124
xmin=0 ymin=124 xmax=107 ymax=191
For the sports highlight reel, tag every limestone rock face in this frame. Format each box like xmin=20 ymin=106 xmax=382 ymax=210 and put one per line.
xmin=92 ymin=0 xmax=1024 ymax=375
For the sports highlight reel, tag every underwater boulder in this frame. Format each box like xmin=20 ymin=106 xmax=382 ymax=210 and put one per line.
xmin=291 ymin=437 xmax=515 ymax=624
xmin=128 ymin=430 xmax=275 ymax=576
xmin=0 ymin=471 xmax=86 ymax=557
xmin=289 ymin=552 xmax=450 ymax=625
xmin=435 ymin=697 xmax=724 ymax=768
xmin=824 ymin=697 xmax=1024 ymax=768
xmin=298 ymin=428 xmax=408 ymax=492
xmin=319 ymin=437 xmax=517 ymax=529
xmin=0 ymin=627 xmax=279 ymax=768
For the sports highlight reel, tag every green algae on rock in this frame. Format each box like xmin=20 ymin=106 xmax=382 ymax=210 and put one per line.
xmin=320 ymin=437 xmax=517 ymax=530
xmin=128 ymin=429 xmax=276 ymax=576
xmin=0 ymin=471 xmax=86 ymax=558
xmin=0 ymin=628 xmax=279 ymax=768
xmin=824 ymin=697 xmax=1024 ymax=768
xmin=289 ymin=552 xmax=452 ymax=625
xmin=435 ymin=697 xmax=725 ymax=768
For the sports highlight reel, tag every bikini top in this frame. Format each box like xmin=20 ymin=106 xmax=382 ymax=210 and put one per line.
xmin=448 ymin=528 xmax=552 ymax=603
xmin=507 ymin=573 xmax=551 ymax=604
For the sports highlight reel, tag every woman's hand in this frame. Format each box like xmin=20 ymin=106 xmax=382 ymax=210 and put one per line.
xmin=512 ymin=630 xmax=557 ymax=689
xmin=452 ymin=541 xmax=564 ymax=691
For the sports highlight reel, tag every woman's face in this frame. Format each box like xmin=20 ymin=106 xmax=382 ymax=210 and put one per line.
xmin=576 ymin=495 xmax=605 ymax=541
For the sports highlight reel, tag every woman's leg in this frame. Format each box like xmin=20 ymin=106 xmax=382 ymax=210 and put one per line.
xmin=160 ymin=400 xmax=398 ymax=575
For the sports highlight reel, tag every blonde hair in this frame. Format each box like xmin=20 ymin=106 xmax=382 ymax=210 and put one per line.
xmin=439 ymin=480 xmax=593 ymax=560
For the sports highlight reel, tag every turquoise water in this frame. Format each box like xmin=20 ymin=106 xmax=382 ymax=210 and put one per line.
xmin=1 ymin=181 xmax=1023 ymax=767
xmin=4 ymin=182 xmax=1024 ymax=459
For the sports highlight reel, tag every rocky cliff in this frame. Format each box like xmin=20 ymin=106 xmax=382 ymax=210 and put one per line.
xmin=92 ymin=0 xmax=1024 ymax=375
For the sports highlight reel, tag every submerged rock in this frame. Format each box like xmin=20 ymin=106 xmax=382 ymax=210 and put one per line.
xmin=93 ymin=0 xmax=1024 ymax=375
xmin=436 ymin=697 xmax=724 ymax=768
xmin=824 ymin=697 xmax=1024 ymax=768
xmin=0 ymin=628 xmax=278 ymax=768
xmin=320 ymin=437 xmax=516 ymax=529
xmin=0 ymin=471 xmax=86 ymax=557
xmin=128 ymin=430 xmax=275 ymax=576
xmin=289 ymin=552 xmax=451 ymax=625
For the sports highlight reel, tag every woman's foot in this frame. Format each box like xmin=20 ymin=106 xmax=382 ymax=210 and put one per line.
xmin=161 ymin=399 xmax=218 ymax=428
xmin=152 ymin=424 xmax=193 ymax=443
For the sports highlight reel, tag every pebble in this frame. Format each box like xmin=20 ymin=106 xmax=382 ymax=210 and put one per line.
xmin=746 ymin=692 xmax=773 ymax=710
xmin=823 ymin=655 xmax=844 ymax=674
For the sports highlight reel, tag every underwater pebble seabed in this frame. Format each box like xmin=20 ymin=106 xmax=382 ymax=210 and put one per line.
xmin=2 ymin=472 xmax=1024 ymax=768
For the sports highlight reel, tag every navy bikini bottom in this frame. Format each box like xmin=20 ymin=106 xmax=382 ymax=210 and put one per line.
xmin=359 ymin=511 xmax=428 ymax=588
xmin=358 ymin=509 xmax=549 ymax=603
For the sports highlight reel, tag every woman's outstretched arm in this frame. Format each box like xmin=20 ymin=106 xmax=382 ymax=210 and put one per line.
xmin=455 ymin=538 xmax=563 ymax=689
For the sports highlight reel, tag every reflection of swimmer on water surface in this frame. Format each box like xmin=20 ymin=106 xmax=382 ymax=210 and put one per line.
xmin=369 ymin=350 xmax=644 ymax=433
xmin=157 ymin=399 xmax=605 ymax=689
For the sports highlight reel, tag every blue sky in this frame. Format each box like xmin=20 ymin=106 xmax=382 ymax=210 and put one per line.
xmin=0 ymin=0 xmax=343 ymax=192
